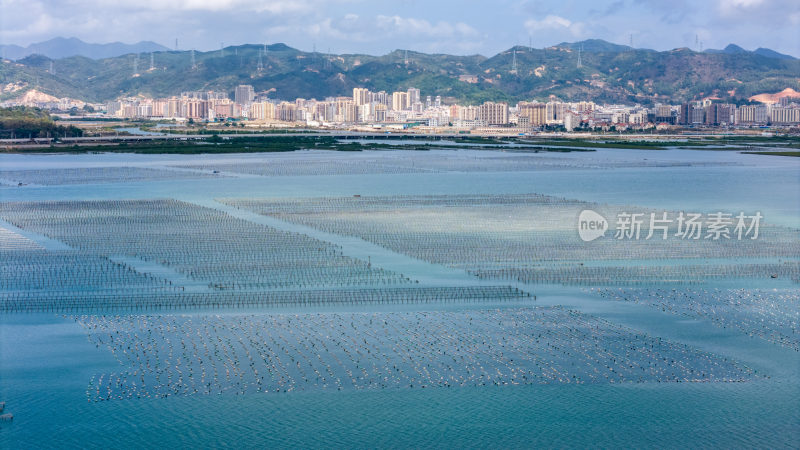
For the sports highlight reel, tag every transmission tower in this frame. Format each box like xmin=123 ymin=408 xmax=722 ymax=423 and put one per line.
xmin=191 ymin=49 xmax=196 ymax=69
xmin=150 ymin=52 xmax=155 ymax=70
xmin=49 ymin=61 xmax=55 ymax=75
xmin=511 ymin=49 xmax=517 ymax=74
xmin=133 ymin=54 xmax=138 ymax=75
xmin=577 ymin=45 xmax=582 ymax=69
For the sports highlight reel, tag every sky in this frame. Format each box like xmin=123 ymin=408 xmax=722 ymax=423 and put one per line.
xmin=1 ymin=0 xmax=798 ymax=57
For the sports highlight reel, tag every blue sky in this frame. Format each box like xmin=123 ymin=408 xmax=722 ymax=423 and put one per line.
xmin=1 ymin=0 xmax=798 ymax=56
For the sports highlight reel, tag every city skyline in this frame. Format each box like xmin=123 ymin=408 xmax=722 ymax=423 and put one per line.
xmin=74 ymin=84 xmax=800 ymax=131
xmin=1 ymin=0 xmax=798 ymax=58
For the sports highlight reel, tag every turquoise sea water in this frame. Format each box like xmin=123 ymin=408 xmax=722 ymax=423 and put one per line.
xmin=0 ymin=148 xmax=798 ymax=448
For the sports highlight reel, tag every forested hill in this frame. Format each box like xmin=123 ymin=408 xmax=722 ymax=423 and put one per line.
xmin=1 ymin=39 xmax=797 ymax=105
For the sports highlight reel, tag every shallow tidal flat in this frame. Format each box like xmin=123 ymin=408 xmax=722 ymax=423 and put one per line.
xmin=594 ymin=287 xmax=800 ymax=350
xmin=0 ymin=199 xmax=526 ymax=312
xmin=0 ymin=149 xmax=798 ymax=447
xmin=221 ymin=193 xmax=799 ymax=350
xmin=0 ymin=166 xmax=224 ymax=186
xmin=77 ymin=307 xmax=754 ymax=402
xmin=221 ymin=194 xmax=800 ymax=283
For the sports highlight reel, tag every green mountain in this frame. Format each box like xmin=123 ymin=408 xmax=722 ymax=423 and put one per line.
xmin=2 ymin=39 xmax=798 ymax=105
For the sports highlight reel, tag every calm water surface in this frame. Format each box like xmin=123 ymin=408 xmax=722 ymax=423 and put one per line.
xmin=0 ymin=148 xmax=798 ymax=448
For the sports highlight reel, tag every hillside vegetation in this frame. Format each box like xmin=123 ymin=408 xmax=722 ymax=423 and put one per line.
xmin=1 ymin=40 xmax=797 ymax=105
xmin=0 ymin=106 xmax=83 ymax=138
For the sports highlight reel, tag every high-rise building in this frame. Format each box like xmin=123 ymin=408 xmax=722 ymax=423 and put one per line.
xmin=678 ymin=103 xmax=689 ymax=125
xmin=407 ymin=88 xmax=420 ymax=106
xmin=391 ymin=92 xmax=409 ymax=111
xmin=704 ymin=104 xmax=719 ymax=125
xmin=213 ymin=101 xmax=235 ymax=119
xmin=276 ymin=102 xmax=298 ymax=122
xmin=770 ymin=106 xmax=800 ymax=124
xmin=314 ymin=102 xmax=336 ymax=122
xmin=374 ymin=104 xmax=388 ymax=122
xmin=655 ymin=104 xmax=673 ymax=124
xmin=105 ymin=101 xmax=122 ymax=116
xmin=546 ymin=102 xmax=566 ymax=123
xmin=167 ymin=98 xmax=181 ymax=118
xmin=737 ymin=105 xmax=768 ymax=124
xmin=478 ymin=101 xmax=509 ymax=125
xmin=518 ymin=102 xmax=547 ymax=126
xmin=353 ymin=88 xmax=371 ymax=106
xmin=716 ymin=104 xmax=734 ymax=125
xmin=186 ymin=99 xmax=209 ymax=119
xmin=234 ymin=85 xmax=255 ymax=106
xmin=564 ymin=112 xmax=580 ymax=131
xmin=689 ymin=102 xmax=705 ymax=124
xmin=332 ymin=99 xmax=357 ymax=123
xmin=366 ymin=91 xmax=386 ymax=106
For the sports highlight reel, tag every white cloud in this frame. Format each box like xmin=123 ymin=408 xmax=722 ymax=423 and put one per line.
xmin=524 ymin=15 xmax=585 ymax=37
xmin=375 ymin=15 xmax=479 ymax=38
xmin=716 ymin=0 xmax=781 ymax=16
xmin=725 ymin=0 xmax=766 ymax=8
xmin=297 ymin=14 xmax=480 ymax=49
xmin=86 ymin=0 xmax=319 ymax=13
